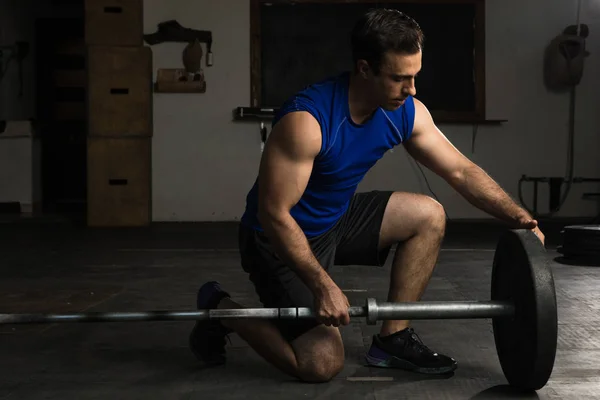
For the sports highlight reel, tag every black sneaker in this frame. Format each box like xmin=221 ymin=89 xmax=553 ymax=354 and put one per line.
xmin=189 ymin=281 xmax=233 ymax=366
xmin=365 ymin=327 xmax=457 ymax=374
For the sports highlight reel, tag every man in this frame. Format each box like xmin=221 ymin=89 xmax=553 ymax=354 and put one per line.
xmin=189 ymin=9 xmax=545 ymax=382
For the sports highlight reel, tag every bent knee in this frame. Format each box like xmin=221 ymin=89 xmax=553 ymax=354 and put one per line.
xmin=380 ymin=192 xmax=448 ymax=247
xmin=297 ymin=356 xmax=344 ymax=383
xmin=422 ymin=196 xmax=446 ymax=234
xmin=291 ymin=325 xmax=344 ymax=383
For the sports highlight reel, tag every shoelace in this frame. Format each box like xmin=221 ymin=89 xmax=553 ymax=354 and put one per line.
xmin=403 ymin=328 xmax=435 ymax=355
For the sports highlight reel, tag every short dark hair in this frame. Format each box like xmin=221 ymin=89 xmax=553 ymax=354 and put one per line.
xmin=351 ymin=8 xmax=424 ymax=74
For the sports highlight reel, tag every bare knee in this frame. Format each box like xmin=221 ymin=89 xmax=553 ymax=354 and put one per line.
xmin=380 ymin=192 xmax=447 ymax=247
xmin=422 ymin=197 xmax=446 ymax=236
xmin=297 ymin=355 xmax=344 ymax=382
xmin=292 ymin=326 xmax=345 ymax=383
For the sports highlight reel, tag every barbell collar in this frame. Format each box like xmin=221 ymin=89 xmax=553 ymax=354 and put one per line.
xmin=366 ymin=297 xmax=378 ymax=325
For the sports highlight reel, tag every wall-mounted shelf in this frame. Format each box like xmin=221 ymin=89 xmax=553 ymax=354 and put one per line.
xmin=154 ymin=68 xmax=206 ymax=93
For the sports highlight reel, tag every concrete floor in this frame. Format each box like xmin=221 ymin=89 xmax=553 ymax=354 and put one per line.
xmin=0 ymin=219 xmax=599 ymax=399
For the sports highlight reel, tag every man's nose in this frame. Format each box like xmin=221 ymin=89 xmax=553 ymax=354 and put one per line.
xmin=403 ymin=80 xmax=416 ymax=96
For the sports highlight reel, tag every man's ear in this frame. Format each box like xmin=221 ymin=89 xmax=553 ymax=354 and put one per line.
xmin=356 ymin=60 xmax=371 ymax=78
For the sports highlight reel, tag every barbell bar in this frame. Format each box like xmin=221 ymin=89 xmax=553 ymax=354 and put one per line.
xmin=0 ymin=299 xmax=514 ymax=325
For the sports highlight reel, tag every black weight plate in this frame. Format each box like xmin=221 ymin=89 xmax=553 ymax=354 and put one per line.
xmin=563 ymin=224 xmax=600 ymax=234
xmin=491 ymin=229 xmax=558 ymax=390
xmin=558 ymin=225 xmax=600 ymax=262
xmin=562 ymin=225 xmax=600 ymax=243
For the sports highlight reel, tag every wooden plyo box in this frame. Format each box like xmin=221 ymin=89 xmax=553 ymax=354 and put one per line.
xmin=87 ymin=46 xmax=152 ymax=137
xmin=87 ymin=137 xmax=151 ymax=227
xmin=85 ymin=0 xmax=143 ymax=46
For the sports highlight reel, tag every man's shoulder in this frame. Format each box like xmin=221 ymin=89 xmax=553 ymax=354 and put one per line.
xmin=273 ymin=72 xmax=349 ymax=132
xmin=282 ymin=72 xmax=347 ymax=111
xmin=295 ymin=72 xmax=348 ymax=99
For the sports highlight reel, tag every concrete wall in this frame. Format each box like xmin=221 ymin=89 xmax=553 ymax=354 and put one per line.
xmin=145 ymin=0 xmax=255 ymax=221
xmin=145 ymin=0 xmax=600 ymax=222
xmin=1 ymin=0 xmax=598 ymax=220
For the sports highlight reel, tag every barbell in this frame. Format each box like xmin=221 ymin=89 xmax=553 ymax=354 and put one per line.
xmin=0 ymin=299 xmax=511 ymax=324
xmin=0 ymin=229 xmax=557 ymax=391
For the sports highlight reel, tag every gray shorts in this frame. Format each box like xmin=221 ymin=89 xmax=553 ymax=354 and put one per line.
xmin=238 ymin=190 xmax=394 ymax=342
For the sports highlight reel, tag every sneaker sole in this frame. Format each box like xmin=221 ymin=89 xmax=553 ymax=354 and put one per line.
xmin=365 ymin=354 xmax=457 ymax=375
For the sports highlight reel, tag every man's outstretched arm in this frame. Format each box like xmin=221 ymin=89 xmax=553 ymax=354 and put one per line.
xmin=403 ymin=98 xmax=544 ymax=241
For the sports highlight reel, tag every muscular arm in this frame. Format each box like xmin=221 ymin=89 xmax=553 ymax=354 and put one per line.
xmin=257 ymin=112 xmax=334 ymax=294
xmin=404 ymin=98 xmax=533 ymax=227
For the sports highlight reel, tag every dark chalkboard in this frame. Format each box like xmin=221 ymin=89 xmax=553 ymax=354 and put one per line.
xmin=259 ymin=1 xmax=478 ymax=114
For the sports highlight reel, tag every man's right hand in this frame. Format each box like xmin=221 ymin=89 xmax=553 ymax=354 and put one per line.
xmin=314 ymin=282 xmax=351 ymax=327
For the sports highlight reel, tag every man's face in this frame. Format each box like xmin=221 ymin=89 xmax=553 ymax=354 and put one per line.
xmin=361 ymin=50 xmax=422 ymax=111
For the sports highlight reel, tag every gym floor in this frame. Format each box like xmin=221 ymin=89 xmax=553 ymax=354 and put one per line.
xmin=0 ymin=218 xmax=598 ymax=399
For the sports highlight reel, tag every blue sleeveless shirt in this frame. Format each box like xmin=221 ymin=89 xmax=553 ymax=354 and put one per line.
xmin=241 ymin=72 xmax=416 ymax=237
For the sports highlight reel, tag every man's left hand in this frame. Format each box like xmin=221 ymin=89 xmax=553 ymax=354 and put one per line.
xmin=516 ymin=216 xmax=545 ymax=246
xmin=531 ymin=225 xmax=545 ymax=246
